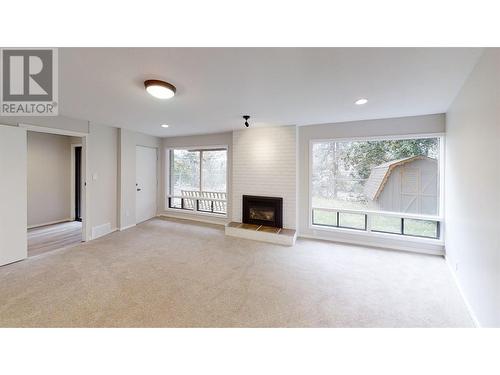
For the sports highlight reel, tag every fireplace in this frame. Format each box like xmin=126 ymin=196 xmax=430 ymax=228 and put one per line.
xmin=242 ymin=195 xmax=283 ymax=228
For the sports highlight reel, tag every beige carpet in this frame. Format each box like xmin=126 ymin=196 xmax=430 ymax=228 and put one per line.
xmin=0 ymin=217 xmax=472 ymax=327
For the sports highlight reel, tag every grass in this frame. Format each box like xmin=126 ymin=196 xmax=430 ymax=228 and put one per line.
xmin=312 ymin=209 xmax=438 ymax=239
xmin=371 ymin=215 xmax=401 ymax=233
xmin=313 ymin=210 xmax=365 ymax=229
xmin=403 ymin=219 xmax=438 ymax=238
xmin=312 ymin=196 xmax=368 ymax=210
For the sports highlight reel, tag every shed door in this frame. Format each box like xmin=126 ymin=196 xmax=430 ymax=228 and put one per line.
xmin=420 ymin=169 xmax=438 ymax=215
xmin=400 ymin=167 xmax=420 ymax=213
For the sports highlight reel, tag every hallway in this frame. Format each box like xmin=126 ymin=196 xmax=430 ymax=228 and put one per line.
xmin=28 ymin=221 xmax=82 ymax=257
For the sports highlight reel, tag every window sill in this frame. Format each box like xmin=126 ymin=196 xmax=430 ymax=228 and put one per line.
xmin=309 ymin=224 xmax=444 ymax=246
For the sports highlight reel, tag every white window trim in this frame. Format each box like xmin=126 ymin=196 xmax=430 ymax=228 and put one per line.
xmin=308 ymin=133 xmax=445 ymax=245
xmin=165 ymin=145 xmax=229 ymax=218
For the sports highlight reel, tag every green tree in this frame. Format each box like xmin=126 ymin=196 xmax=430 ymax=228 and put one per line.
xmin=341 ymin=138 xmax=438 ymax=180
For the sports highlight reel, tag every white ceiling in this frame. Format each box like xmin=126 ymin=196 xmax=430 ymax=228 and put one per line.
xmin=59 ymin=48 xmax=482 ymax=137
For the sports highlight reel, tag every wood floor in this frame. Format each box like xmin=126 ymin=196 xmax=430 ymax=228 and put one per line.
xmin=28 ymin=221 xmax=82 ymax=257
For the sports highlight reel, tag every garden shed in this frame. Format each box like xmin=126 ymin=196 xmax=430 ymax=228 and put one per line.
xmin=364 ymin=155 xmax=438 ymax=215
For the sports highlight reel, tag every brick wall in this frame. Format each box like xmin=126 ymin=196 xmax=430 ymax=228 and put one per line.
xmin=232 ymin=126 xmax=297 ymax=229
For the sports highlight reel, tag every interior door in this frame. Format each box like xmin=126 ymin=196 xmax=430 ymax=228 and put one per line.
xmin=0 ymin=125 xmax=27 ymax=266
xmin=136 ymin=146 xmax=157 ymax=224
xmin=75 ymin=146 xmax=82 ymax=221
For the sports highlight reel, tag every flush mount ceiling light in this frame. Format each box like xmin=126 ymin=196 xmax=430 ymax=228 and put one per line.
xmin=144 ymin=80 xmax=176 ymax=99
xmin=243 ymin=115 xmax=250 ymax=127
xmin=355 ymin=98 xmax=368 ymax=105
xmin=161 ymin=124 xmax=169 ymax=128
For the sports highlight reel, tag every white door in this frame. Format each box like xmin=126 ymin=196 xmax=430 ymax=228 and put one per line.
xmin=0 ymin=125 xmax=27 ymax=266
xmin=136 ymin=146 xmax=157 ymax=224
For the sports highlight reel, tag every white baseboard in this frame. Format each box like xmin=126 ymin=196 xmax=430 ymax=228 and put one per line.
xmin=94 ymin=227 xmax=117 ymax=240
xmin=445 ymin=255 xmax=481 ymax=328
xmin=91 ymin=223 xmax=115 ymax=240
xmin=28 ymin=218 xmax=73 ymax=229
xmin=119 ymin=224 xmax=136 ymax=231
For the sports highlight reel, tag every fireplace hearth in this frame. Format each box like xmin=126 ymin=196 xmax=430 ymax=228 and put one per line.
xmin=242 ymin=195 xmax=283 ymax=228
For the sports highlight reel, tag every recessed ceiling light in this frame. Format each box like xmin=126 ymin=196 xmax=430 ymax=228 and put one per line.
xmin=145 ymin=80 xmax=176 ymax=99
xmin=161 ymin=124 xmax=169 ymax=128
xmin=355 ymin=98 xmax=368 ymax=105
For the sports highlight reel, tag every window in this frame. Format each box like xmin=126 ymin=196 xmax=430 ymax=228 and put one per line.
xmin=311 ymin=136 xmax=442 ymax=239
xmin=168 ymin=148 xmax=227 ymax=215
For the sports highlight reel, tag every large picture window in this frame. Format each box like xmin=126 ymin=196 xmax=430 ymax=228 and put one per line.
xmin=311 ymin=136 xmax=442 ymax=239
xmin=168 ymin=148 xmax=227 ymax=215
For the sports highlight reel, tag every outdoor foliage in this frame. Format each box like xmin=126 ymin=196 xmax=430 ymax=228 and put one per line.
xmin=171 ymin=149 xmax=200 ymax=195
xmin=171 ymin=149 xmax=227 ymax=195
xmin=312 ymin=137 xmax=441 ymax=238
xmin=342 ymin=138 xmax=439 ymax=180
xmin=312 ymin=137 xmax=439 ymax=205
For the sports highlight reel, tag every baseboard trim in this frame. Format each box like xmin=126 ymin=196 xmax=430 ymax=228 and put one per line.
xmin=445 ymin=256 xmax=481 ymax=328
xmin=159 ymin=213 xmax=228 ymax=226
xmin=119 ymin=224 xmax=136 ymax=231
xmin=92 ymin=227 xmax=118 ymax=240
xmin=298 ymin=233 xmax=444 ymax=256
xmin=91 ymin=223 xmax=116 ymax=240
xmin=28 ymin=218 xmax=73 ymax=229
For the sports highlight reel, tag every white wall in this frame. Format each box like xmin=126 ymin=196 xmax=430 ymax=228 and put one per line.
xmin=27 ymin=131 xmax=74 ymax=227
xmin=118 ymin=128 xmax=161 ymax=230
xmin=232 ymin=126 xmax=297 ymax=229
xmin=0 ymin=126 xmax=27 ymax=265
xmin=87 ymin=123 xmax=118 ymax=235
xmin=445 ymin=49 xmax=500 ymax=327
xmin=162 ymin=132 xmax=233 ymax=224
xmin=298 ymin=114 xmax=445 ymax=253
xmin=1 ymin=116 xmax=120 ymax=242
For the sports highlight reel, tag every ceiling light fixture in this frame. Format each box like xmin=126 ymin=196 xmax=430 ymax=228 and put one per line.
xmin=145 ymin=80 xmax=176 ymax=99
xmin=355 ymin=98 xmax=368 ymax=105
xmin=161 ymin=124 xmax=169 ymax=128
xmin=243 ymin=115 xmax=250 ymax=127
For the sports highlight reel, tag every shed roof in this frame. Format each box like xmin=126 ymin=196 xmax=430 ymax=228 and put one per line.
xmin=364 ymin=155 xmax=437 ymax=201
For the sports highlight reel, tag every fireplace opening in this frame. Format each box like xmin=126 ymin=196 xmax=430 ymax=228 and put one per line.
xmin=250 ymin=207 xmax=275 ymax=222
xmin=243 ymin=195 xmax=283 ymax=228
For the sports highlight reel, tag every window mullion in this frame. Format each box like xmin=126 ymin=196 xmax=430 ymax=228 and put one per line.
xmin=198 ymin=150 xmax=202 ymax=212
xmin=199 ymin=150 xmax=203 ymax=193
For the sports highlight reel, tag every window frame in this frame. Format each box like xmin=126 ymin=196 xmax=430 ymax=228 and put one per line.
xmin=166 ymin=145 xmax=229 ymax=218
xmin=308 ymin=133 xmax=445 ymax=242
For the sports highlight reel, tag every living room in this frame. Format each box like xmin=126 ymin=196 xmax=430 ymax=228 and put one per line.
xmin=1 ymin=3 xmax=499 ymax=373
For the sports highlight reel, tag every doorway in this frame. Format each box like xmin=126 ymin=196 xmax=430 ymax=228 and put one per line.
xmin=26 ymin=132 xmax=84 ymax=257
xmin=136 ymin=145 xmax=158 ymax=224
xmin=0 ymin=124 xmax=90 ymax=266
xmin=73 ymin=145 xmax=82 ymax=222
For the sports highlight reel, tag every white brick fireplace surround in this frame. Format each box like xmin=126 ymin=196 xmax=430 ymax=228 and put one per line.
xmin=232 ymin=126 xmax=297 ymax=229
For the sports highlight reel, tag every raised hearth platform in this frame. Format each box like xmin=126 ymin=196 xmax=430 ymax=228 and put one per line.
xmin=225 ymin=222 xmax=296 ymax=246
